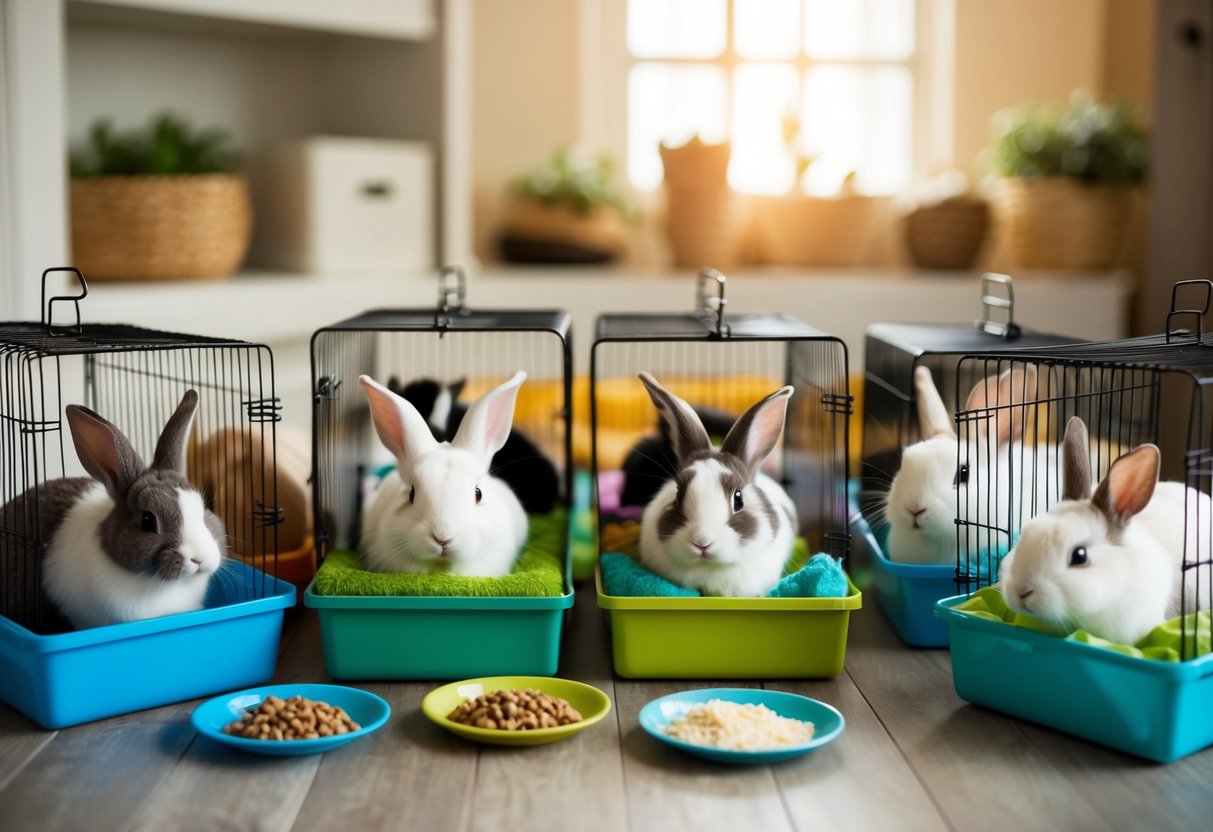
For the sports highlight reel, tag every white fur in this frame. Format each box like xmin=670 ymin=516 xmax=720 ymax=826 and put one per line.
xmin=43 ymin=483 xmax=216 ymax=630
xmin=640 ymin=459 xmax=796 ymax=597
xmin=1001 ymin=481 xmax=1211 ymax=644
xmin=430 ymin=387 xmax=452 ymax=436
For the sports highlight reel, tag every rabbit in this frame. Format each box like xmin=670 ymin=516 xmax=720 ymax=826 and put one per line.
xmin=884 ymin=364 xmax=1057 ymax=565
xmin=359 ymin=371 xmax=529 ymax=577
xmin=999 ymin=416 xmax=1211 ymax=645
xmin=388 ymin=375 xmax=560 ymax=514
xmin=636 ymin=373 xmax=798 ymax=597
xmin=0 ymin=390 xmax=225 ymax=631
xmin=619 ymin=401 xmax=740 ymax=508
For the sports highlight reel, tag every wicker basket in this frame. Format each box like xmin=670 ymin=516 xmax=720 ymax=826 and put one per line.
xmin=70 ymin=174 xmax=252 ymax=281
xmin=905 ymin=196 xmax=990 ymax=269
xmin=992 ymin=176 xmax=1132 ymax=269
xmin=660 ymin=140 xmax=744 ymax=269
xmin=748 ymin=195 xmax=878 ymax=266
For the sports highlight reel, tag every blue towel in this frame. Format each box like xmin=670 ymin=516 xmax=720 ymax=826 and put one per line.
xmin=601 ymin=551 xmax=849 ymax=599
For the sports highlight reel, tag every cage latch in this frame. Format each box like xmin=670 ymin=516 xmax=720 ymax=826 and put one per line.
xmin=695 ymin=267 xmax=730 ymax=338
xmin=976 ymin=273 xmax=1022 ymax=339
xmin=822 ymin=392 xmax=854 ymax=415
xmin=435 ymin=264 xmax=470 ymax=333
xmin=40 ymin=267 xmax=89 ymax=337
xmin=315 ymin=376 xmax=340 ymax=401
xmin=252 ymin=498 xmax=285 ymax=528
xmin=1166 ymin=279 xmax=1213 ymax=343
xmin=245 ymin=398 xmax=283 ymax=423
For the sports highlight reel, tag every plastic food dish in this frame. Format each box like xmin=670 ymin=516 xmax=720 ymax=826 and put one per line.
xmin=191 ymin=683 xmax=391 ymax=756
xmin=638 ymin=687 xmax=845 ymax=764
xmin=421 ymin=676 xmax=611 ymax=746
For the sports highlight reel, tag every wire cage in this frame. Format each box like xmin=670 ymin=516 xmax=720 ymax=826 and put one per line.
xmin=935 ymin=280 xmax=1213 ymax=762
xmin=856 ymin=273 xmax=1084 ymax=645
xmin=592 ymin=269 xmax=860 ymax=679
xmin=0 ymin=268 xmax=294 ymax=729
xmin=304 ymin=266 xmax=575 ymax=679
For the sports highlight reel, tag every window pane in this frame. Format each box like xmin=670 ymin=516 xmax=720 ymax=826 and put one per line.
xmin=628 ymin=63 xmax=729 ymax=190
xmin=729 ymin=64 xmax=798 ymax=194
xmin=800 ymin=65 xmax=912 ymax=195
xmin=628 ymin=0 xmax=727 ymax=58
xmin=735 ymin=0 xmax=800 ymax=59
xmin=803 ymin=0 xmax=914 ymax=60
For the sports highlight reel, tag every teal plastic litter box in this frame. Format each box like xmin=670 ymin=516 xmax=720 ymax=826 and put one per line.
xmin=0 ymin=562 xmax=295 ymax=729
xmin=304 ymin=581 xmax=573 ymax=679
xmin=935 ymin=594 xmax=1213 ymax=763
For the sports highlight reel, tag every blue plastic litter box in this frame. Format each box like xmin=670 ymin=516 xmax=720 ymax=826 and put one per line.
xmin=0 ymin=562 xmax=295 ymax=729
xmin=936 ymin=594 xmax=1213 ymax=763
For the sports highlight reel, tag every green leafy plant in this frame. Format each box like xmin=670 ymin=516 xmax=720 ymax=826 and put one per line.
xmin=71 ymin=113 xmax=241 ymax=177
xmin=989 ymin=91 xmax=1148 ymax=187
xmin=511 ymin=147 xmax=636 ymax=220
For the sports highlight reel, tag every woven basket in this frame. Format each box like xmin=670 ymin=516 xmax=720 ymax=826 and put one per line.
xmin=748 ymin=195 xmax=878 ymax=266
xmin=905 ymin=196 xmax=990 ymax=269
xmin=664 ymin=186 xmax=747 ymax=269
xmin=992 ymin=176 xmax=1132 ymax=269
xmin=71 ymin=174 xmax=252 ymax=281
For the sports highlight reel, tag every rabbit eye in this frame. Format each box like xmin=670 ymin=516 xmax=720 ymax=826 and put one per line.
xmin=475 ymin=486 xmax=483 ymax=504
xmin=953 ymin=464 xmax=970 ymax=487
xmin=732 ymin=489 xmax=744 ymax=512
xmin=408 ymin=485 xmax=416 ymax=505
xmin=141 ymin=511 xmax=158 ymax=533
xmin=1069 ymin=546 xmax=1089 ymax=567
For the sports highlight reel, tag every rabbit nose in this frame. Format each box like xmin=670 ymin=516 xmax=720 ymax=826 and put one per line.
xmin=1018 ymin=588 xmax=1034 ymax=606
xmin=432 ymin=534 xmax=453 ymax=548
xmin=692 ymin=539 xmax=714 ymax=554
xmin=907 ymin=506 xmax=926 ymax=517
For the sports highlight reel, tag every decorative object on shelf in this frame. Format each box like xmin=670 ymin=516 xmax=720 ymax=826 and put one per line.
xmin=498 ymin=147 xmax=634 ymax=264
xmin=70 ymin=113 xmax=251 ymax=282
xmin=252 ymin=136 xmax=434 ymax=273
xmin=987 ymin=91 xmax=1148 ymax=269
xmin=904 ymin=171 xmax=990 ymax=270
xmin=660 ymin=137 xmax=745 ymax=270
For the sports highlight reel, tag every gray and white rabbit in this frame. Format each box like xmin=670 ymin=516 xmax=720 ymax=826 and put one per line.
xmin=999 ymin=416 xmax=1211 ymax=644
xmin=0 ymin=390 xmax=225 ymax=630
xmin=637 ymin=373 xmax=797 ymax=597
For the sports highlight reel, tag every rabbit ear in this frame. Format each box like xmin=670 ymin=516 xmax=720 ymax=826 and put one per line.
xmin=66 ymin=404 xmax=143 ymax=499
xmin=449 ymin=378 xmax=467 ymax=401
xmin=1063 ymin=416 xmax=1092 ymax=501
xmin=452 ymin=371 xmax=525 ymax=461
xmin=151 ymin=390 xmax=199 ymax=473
xmin=914 ymin=366 xmax=954 ymax=439
xmin=965 ymin=364 xmax=1037 ymax=446
xmin=360 ymin=375 xmax=439 ymax=461
xmin=720 ymin=386 xmax=794 ymax=479
xmin=638 ymin=372 xmax=711 ymax=466
xmin=1092 ymin=443 xmax=1160 ymax=529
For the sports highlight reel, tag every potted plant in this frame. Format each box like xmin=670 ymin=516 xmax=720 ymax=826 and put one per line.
xmin=498 ymin=147 xmax=635 ymax=264
xmin=748 ymin=115 xmax=878 ymax=267
xmin=988 ymin=91 xmax=1148 ymax=269
xmin=70 ymin=113 xmax=251 ymax=281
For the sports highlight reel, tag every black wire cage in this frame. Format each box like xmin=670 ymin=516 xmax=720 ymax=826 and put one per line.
xmin=305 ymin=266 xmax=575 ymax=679
xmin=937 ymin=281 xmax=1213 ymax=762
xmin=0 ymin=268 xmax=291 ymax=728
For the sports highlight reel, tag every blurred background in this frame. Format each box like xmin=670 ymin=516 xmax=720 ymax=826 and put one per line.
xmin=0 ymin=0 xmax=1201 ymax=428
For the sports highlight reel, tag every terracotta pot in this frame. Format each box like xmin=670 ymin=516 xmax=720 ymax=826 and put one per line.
xmin=749 ymin=195 xmax=878 ymax=266
xmin=993 ymin=176 xmax=1132 ymax=269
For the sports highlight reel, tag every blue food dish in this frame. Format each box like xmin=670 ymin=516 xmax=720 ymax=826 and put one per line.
xmin=638 ymin=687 xmax=845 ymax=764
xmin=191 ymin=683 xmax=391 ymax=756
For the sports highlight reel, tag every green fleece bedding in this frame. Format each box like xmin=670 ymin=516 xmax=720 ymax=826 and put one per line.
xmin=956 ymin=587 xmax=1213 ymax=662
xmin=313 ymin=512 xmax=565 ymax=598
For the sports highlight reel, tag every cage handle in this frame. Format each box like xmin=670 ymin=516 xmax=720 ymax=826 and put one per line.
xmin=1166 ymin=279 xmax=1213 ymax=343
xmin=40 ymin=267 xmax=89 ymax=336
xmin=435 ymin=264 xmax=469 ymax=330
xmin=976 ymin=272 xmax=1022 ymax=339
xmin=695 ymin=267 xmax=729 ymax=338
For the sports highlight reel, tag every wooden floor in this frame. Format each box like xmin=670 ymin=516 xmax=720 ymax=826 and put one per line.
xmin=2 ymin=583 xmax=1212 ymax=832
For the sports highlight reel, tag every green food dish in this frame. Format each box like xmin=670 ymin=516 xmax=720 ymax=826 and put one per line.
xmin=422 ymin=676 xmax=611 ymax=746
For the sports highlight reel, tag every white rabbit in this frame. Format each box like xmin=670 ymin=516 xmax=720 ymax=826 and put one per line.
xmin=637 ymin=373 xmax=798 ymax=597
xmin=885 ymin=364 xmax=1058 ymax=564
xmin=0 ymin=390 xmax=225 ymax=631
xmin=1000 ymin=416 xmax=1211 ymax=645
xmin=359 ymin=372 xmax=529 ymax=577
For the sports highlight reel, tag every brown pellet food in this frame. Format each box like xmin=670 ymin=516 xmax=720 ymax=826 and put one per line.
xmin=222 ymin=695 xmax=361 ymax=741
xmin=446 ymin=688 xmax=583 ymax=731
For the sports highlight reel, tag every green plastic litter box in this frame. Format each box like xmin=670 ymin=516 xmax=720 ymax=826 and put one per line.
xmin=596 ymin=567 xmax=860 ymax=678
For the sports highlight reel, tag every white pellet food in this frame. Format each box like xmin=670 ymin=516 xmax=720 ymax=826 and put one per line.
xmin=663 ymin=699 xmax=816 ymax=750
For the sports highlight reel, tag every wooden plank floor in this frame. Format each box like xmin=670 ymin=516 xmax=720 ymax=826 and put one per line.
xmin=2 ymin=583 xmax=1212 ymax=832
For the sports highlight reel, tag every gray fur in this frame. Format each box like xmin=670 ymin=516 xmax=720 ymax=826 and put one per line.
xmin=720 ymin=386 xmax=792 ymax=478
xmin=638 ymin=372 xmax=711 ymax=466
xmin=1092 ymin=444 xmax=1160 ymax=530
xmin=1063 ymin=416 xmax=1091 ymax=502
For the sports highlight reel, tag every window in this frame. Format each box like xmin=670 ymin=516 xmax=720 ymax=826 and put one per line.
xmin=625 ymin=0 xmax=918 ymax=196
